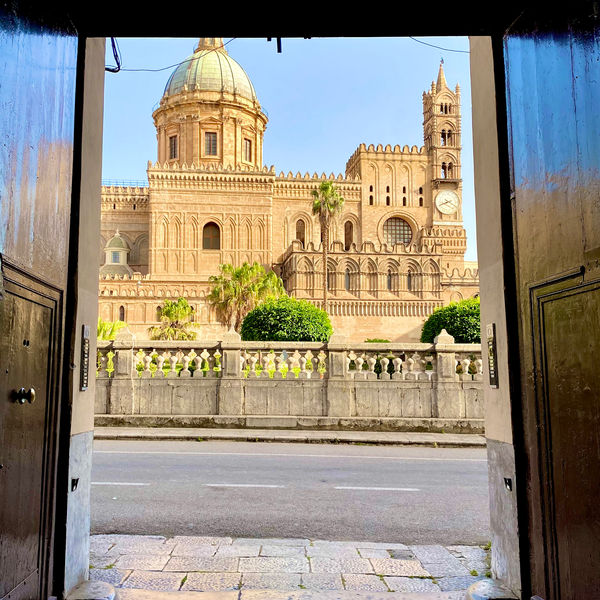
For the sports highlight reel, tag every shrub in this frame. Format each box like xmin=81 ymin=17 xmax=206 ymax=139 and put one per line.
xmin=241 ymin=296 xmax=333 ymax=342
xmin=420 ymin=297 xmax=481 ymax=343
xmin=365 ymin=338 xmax=390 ymax=343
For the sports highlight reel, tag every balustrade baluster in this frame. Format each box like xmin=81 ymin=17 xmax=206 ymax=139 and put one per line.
xmin=317 ymin=350 xmax=327 ymax=378
xmin=141 ymin=350 xmax=153 ymax=378
xmin=392 ymin=355 xmax=403 ymax=380
xmin=97 ymin=352 xmax=108 ymax=378
xmin=155 ymin=351 xmax=166 ymax=378
xmin=474 ymin=358 xmax=483 ymax=381
xmin=379 ymin=356 xmax=390 ymax=380
xmin=366 ymin=354 xmax=377 ymax=380
xmin=354 ymin=354 xmax=366 ymax=380
xmin=180 ymin=350 xmax=193 ymax=377
xmin=167 ymin=352 xmax=178 ymax=378
xmin=248 ymin=353 xmax=259 ymax=378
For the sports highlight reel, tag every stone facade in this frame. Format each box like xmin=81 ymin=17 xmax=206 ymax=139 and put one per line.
xmin=99 ymin=39 xmax=479 ymax=341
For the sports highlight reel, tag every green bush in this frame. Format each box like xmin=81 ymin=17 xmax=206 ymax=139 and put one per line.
xmin=420 ymin=297 xmax=481 ymax=343
xmin=241 ymin=296 xmax=333 ymax=342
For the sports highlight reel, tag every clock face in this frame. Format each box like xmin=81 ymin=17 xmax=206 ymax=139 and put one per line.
xmin=435 ymin=190 xmax=459 ymax=215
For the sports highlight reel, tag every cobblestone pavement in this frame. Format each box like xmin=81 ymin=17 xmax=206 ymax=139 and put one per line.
xmin=89 ymin=535 xmax=491 ymax=598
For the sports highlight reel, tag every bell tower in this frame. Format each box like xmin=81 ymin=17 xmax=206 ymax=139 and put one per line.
xmin=423 ymin=61 xmax=463 ymax=222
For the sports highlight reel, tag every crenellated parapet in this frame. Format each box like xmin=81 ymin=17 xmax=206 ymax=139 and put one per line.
xmin=274 ymin=172 xmax=361 ymax=202
xmin=101 ymin=185 xmax=149 ymax=210
xmin=345 ymin=143 xmax=427 ymax=177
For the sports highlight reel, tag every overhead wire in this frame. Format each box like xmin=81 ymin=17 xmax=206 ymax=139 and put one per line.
xmin=408 ymin=37 xmax=470 ymax=54
xmin=105 ymin=37 xmax=237 ymax=74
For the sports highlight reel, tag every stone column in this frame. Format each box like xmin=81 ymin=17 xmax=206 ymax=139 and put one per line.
xmin=432 ymin=329 xmax=464 ymax=418
xmin=326 ymin=333 xmax=353 ymax=417
xmin=218 ymin=328 xmax=244 ymax=415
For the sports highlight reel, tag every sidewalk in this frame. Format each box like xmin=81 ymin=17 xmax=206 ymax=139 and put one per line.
xmin=89 ymin=534 xmax=492 ymax=599
xmin=93 ymin=428 xmax=485 ymax=447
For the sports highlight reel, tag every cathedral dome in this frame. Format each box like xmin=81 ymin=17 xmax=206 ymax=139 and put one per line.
xmin=163 ymin=38 xmax=259 ymax=104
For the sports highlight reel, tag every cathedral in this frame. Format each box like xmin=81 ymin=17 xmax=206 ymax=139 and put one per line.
xmin=99 ymin=38 xmax=479 ymax=342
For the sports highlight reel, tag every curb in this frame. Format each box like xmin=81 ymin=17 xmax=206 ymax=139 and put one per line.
xmin=93 ymin=427 xmax=486 ymax=447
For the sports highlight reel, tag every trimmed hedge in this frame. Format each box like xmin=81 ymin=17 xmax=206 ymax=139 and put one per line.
xmin=420 ymin=297 xmax=481 ymax=343
xmin=241 ymin=296 xmax=333 ymax=342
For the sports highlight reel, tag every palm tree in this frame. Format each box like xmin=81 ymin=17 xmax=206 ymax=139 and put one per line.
xmin=312 ymin=181 xmax=345 ymax=312
xmin=206 ymin=261 xmax=285 ymax=332
xmin=148 ymin=297 xmax=197 ymax=340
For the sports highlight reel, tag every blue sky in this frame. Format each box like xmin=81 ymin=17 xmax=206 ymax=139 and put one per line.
xmin=102 ymin=36 xmax=476 ymax=260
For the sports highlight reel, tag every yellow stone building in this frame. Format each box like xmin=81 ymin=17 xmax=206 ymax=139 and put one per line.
xmin=99 ymin=38 xmax=479 ymax=341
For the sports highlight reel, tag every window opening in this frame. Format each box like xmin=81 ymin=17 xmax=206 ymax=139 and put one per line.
xmin=119 ymin=305 xmax=125 ymax=321
xmin=244 ymin=138 xmax=252 ymax=162
xmin=205 ymin=132 xmax=217 ymax=156
xmin=169 ymin=135 xmax=178 ymax=160
xmin=383 ymin=217 xmax=412 ymax=245
xmin=202 ymin=222 xmax=220 ymax=249
xmin=344 ymin=221 xmax=353 ymax=250
xmin=295 ymin=219 xmax=305 ymax=247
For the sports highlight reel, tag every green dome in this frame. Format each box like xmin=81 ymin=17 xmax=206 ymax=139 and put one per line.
xmin=105 ymin=232 xmax=128 ymax=250
xmin=164 ymin=38 xmax=258 ymax=104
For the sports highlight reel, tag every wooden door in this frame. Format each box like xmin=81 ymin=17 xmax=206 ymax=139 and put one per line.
xmin=0 ymin=263 xmax=62 ymax=600
xmin=503 ymin=14 xmax=600 ymax=600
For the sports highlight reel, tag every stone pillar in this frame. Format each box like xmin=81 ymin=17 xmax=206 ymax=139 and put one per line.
xmin=109 ymin=326 xmax=137 ymax=414
xmin=218 ymin=328 xmax=244 ymax=415
xmin=326 ymin=333 xmax=353 ymax=417
xmin=432 ymin=329 xmax=464 ymax=418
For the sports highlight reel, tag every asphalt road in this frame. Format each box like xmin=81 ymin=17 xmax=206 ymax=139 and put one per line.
xmin=91 ymin=440 xmax=490 ymax=545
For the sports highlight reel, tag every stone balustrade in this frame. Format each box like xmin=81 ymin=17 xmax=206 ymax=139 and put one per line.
xmin=95 ymin=329 xmax=483 ymax=433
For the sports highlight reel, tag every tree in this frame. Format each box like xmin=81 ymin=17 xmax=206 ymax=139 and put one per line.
xmin=241 ymin=296 xmax=332 ymax=342
xmin=148 ymin=297 xmax=197 ymax=340
xmin=312 ymin=181 xmax=344 ymax=313
xmin=97 ymin=318 xmax=127 ymax=340
xmin=206 ymin=261 xmax=285 ymax=332
xmin=420 ymin=297 xmax=481 ymax=343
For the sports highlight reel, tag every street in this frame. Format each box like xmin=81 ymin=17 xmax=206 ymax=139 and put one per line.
xmin=91 ymin=440 xmax=490 ymax=545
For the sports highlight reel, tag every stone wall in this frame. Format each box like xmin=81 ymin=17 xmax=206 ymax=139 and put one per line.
xmin=95 ymin=330 xmax=484 ymax=433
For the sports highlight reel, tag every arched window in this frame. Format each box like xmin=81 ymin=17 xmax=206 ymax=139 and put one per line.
xmin=327 ymin=270 xmax=335 ymax=291
xmin=441 ymin=162 xmax=448 ymax=178
xmin=383 ymin=217 xmax=412 ymax=245
xmin=419 ymin=198 xmax=424 ymax=207
xmin=403 ymin=197 xmax=407 ymax=206
xmin=369 ymin=195 xmax=374 ymax=205
xmin=419 ymin=186 xmax=423 ymax=194
xmin=202 ymin=222 xmax=220 ymax=249
xmin=386 ymin=269 xmax=392 ymax=291
xmin=119 ymin=305 xmax=125 ymax=321
xmin=156 ymin=305 xmax=162 ymax=320
xmin=407 ymin=270 xmax=413 ymax=291
xmin=369 ymin=185 xmax=373 ymax=192
xmin=386 ymin=196 xmax=390 ymax=206
xmin=344 ymin=221 xmax=353 ymax=251
xmin=402 ymin=186 xmax=406 ymax=193
xmin=295 ymin=219 xmax=305 ymax=247
xmin=386 ymin=185 xmax=390 ymax=193
xmin=448 ymin=163 xmax=454 ymax=178
xmin=344 ymin=268 xmax=351 ymax=291
xmin=441 ymin=130 xmax=447 ymax=146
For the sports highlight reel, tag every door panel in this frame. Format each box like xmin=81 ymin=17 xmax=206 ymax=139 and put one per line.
xmin=0 ymin=263 xmax=62 ymax=600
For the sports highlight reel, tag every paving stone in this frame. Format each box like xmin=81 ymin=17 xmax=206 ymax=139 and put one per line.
xmin=260 ymin=545 xmax=306 ymax=557
xmin=171 ymin=543 xmax=217 ymax=558
xmin=181 ymin=572 xmax=242 ymax=592
xmin=437 ymin=575 xmax=488 ymax=591
xmin=369 ymin=558 xmax=431 ymax=577
xmin=384 ymin=576 xmax=441 ymax=593
xmin=114 ymin=554 xmax=170 ymax=571
xmin=239 ymin=556 xmax=309 ymax=573
xmin=90 ymin=535 xmax=119 ymax=555
xmin=421 ymin=560 xmax=470 ymax=577
xmin=300 ymin=573 xmax=345 ymax=591
xmin=310 ymin=557 xmax=373 ymax=574
xmin=89 ymin=568 xmax=130 ymax=587
xmin=356 ymin=548 xmax=391 ymax=559
xmin=215 ymin=544 xmax=261 ymax=557
xmin=119 ymin=571 xmax=185 ymax=591
xmin=333 ymin=541 xmax=409 ymax=551
xmin=89 ymin=552 xmax=121 ymax=569
xmin=388 ymin=549 xmax=416 ymax=560
xmin=163 ymin=556 xmax=239 ymax=572
xmin=409 ymin=545 xmax=456 ymax=564
xmin=172 ymin=535 xmax=232 ymax=546
xmin=342 ymin=574 xmax=389 ymax=592
xmin=110 ymin=537 xmax=176 ymax=555
xmin=234 ymin=537 xmax=308 ymax=546
xmin=242 ymin=573 xmax=302 ymax=589
xmin=308 ymin=547 xmax=361 ymax=558
xmin=446 ymin=545 xmax=488 ymax=562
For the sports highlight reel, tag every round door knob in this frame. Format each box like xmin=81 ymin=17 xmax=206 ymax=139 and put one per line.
xmin=26 ymin=387 xmax=36 ymax=404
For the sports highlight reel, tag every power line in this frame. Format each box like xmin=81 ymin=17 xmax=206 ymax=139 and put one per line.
xmin=106 ymin=37 xmax=237 ymax=74
xmin=408 ymin=37 xmax=470 ymax=54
